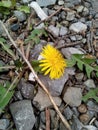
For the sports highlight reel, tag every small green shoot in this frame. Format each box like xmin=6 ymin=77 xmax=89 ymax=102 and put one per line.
xmin=0 ymin=38 xmax=16 ymax=60
xmin=0 ymin=76 xmax=19 ymax=112
xmin=25 ymin=29 xmax=48 ymax=45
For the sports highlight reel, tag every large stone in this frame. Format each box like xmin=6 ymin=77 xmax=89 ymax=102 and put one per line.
xmin=63 ymin=87 xmax=82 ymax=107
xmin=69 ymin=22 xmax=87 ymax=33
xmin=36 ymin=0 xmax=56 ymax=7
xmin=38 ymin=68 xmax=75 ymax=96
xmin=33 ymin=87 xmax=62 ymax=110
xmin=10 ymin=100 xmax=35 ymax=130
xmin=61 ymin=47 xmax=84 ymax=59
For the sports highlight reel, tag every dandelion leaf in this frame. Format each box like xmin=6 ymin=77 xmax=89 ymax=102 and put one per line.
xmin=82 ymin=88 xmax=98 ymax=102
xmin=0 ymin=83 xmax=14 ymax=112
xmin=0 ymin=38 xmax=16 ymax=60
xmin=85 ymin=65 xmax=94 ymax=78
xmin=70 ymin=54 xmax=97 ymax=78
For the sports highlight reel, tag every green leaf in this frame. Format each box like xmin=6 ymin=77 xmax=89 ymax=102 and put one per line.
xmin=17 ymin=5 xmax=30 ymax=13
xmin=31 ymin=60 xmax=41 ymax=72
xmin=0 ymin=76 xmax=20 ymax=112
xmin=0 ymin=1 xmax=12 ymax=8
xmin=85 ymin=64 xmax=94 ymax=78
xmin=0 ymin=38 xmax=16 ymax=60
xmin=14 ymin=59 xmax=23 ymax=69
xmin=82 ymin=88 xmax=98 ymax=102
xmin=69 ymin=54 xmax=98 ymax=78
xmin=25 ymin=29 xmax=47 ymax=45
xmin=0 ymin=83 xmax=14 ymax=111
xmin=66 ymin=59 xmax=76 ymax=67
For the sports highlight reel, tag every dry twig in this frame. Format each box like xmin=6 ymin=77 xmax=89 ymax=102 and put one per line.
xmin=46 ymin=108 xmax=50 ymax=130
xmin=0 ymin=20 xmax=71 ymax=130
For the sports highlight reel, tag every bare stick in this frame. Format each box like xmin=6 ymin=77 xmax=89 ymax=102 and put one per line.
xmin=46 ymin=108 xmax=50 ymax=130
xmin=0 ymin=20 xmax=71 ymax=130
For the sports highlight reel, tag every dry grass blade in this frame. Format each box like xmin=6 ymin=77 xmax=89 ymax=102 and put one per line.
xmin=0 ymin=20 xmax=71 ymax=130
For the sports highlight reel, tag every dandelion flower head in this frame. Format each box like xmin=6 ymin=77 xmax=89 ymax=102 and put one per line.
xmin=39 ymin=44 xmax=67 ymax=79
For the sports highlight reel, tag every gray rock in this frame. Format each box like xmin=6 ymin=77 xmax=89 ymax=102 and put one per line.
xmin=71 ymin=115 xmax=83 ymax=130
xmin=75 ymin=73 xmax=84 ymax=81
xmin=40 ymin=111 xmax=46 ymax=124
xmin=0 ymin=119 xmax=10 ymax=130
xmin=69 ymin=22 xmax=87 ymax=33
xmin=36 ymin=0 xmax=56 ymax=7
xmin=14 ymin=11 xmax=26 ymax=22
xmin=63 ymin=106 xmax=73 ymax=120
xmin=33 ymin=87 xmax=62 ymax=110
xmin=10 ymin=100 xmax=35 ymax=130
xmin=84 ymin=79 xmax=96 ymax=90
xmin=83 ymin=1 xmax=91 ymax=8
xmin=50 ymin=109 xmax=56 ymax=129
xmin=94 ymin=120 xmax=98 ymax=128
xmin=61 ymin=47 xmax=84 ymax=59
xmin=64 ymin=3 xmax=74 ymax=8
xmin=48 ymin=25 xmax=59 ymax=37
xmin=76 ymin=35 xmax=82 ymax=40
xmin=70 ymin=35 xmax=76 ymax=41
xmin=15 ymin=91 xmax=23 ymax=100
xmin=31 ymin=43 xmax=44 ymax=60
xmin=82 ymin=7 xmax=89 ymax=16
xmin=83 ymin=125 xmax=97 ymax=130
xmin=87 ymin=100 xmax=98 ymax=112
xmin=92 ymin=0 xmax=98 ymax=13
xmin=10 ymin=23 xmax=20 ymax=31
xmin=63 ymin=87 xmax=82 ymax=107
xmin=93 ymin=19 xmax=98 ymax=28
xmin=59 ymin=122 xmax=68 ymax=130
xmin=66 ymin=12 xmax=75 ymax=21
xmin=19 ymin=79 xmax=35 ymax=99
xmin=59 ymin=26 xmax=68 ymax=36
xmin=72 ymin=107 xmax=79 ymax=117
xmin=65 ymin=0 xmax=81 ymax=5
xmin=60 ymin=11 xmax=66 ymax=19
xmin=76 ymin=5 xmax=84 ymax=13
xmin=40 ymin=109 xmax=56 ymax=129
xmin=38 ymin=68 xmax=75 ymax=96
xmin=42 ymin=7 xmax=49 ymax=15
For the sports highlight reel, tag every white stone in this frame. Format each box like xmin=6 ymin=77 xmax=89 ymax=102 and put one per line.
xmin=29 ymin=72 xmax=35 ymax=82
xmin=29 ymin=2 xmax=48 ymax=20
xmin=69 ymin=22 xmax=87 ymax=33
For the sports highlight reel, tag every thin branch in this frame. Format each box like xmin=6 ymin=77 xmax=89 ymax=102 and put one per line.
xmin=0 ymin=20 xmax=71 ymax=130
xmin=35 ymin=6 xmax=63 ymax=26
xmin=46 ymin=108 xmax=50 ymax=130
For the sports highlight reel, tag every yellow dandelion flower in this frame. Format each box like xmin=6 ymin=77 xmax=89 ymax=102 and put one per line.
xmin=39 ymin=44 xmax=67 ymax=79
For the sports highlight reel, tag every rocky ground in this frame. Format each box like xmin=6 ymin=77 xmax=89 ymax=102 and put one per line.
xmin=0 ymin=0 xmax=98 ymax=130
